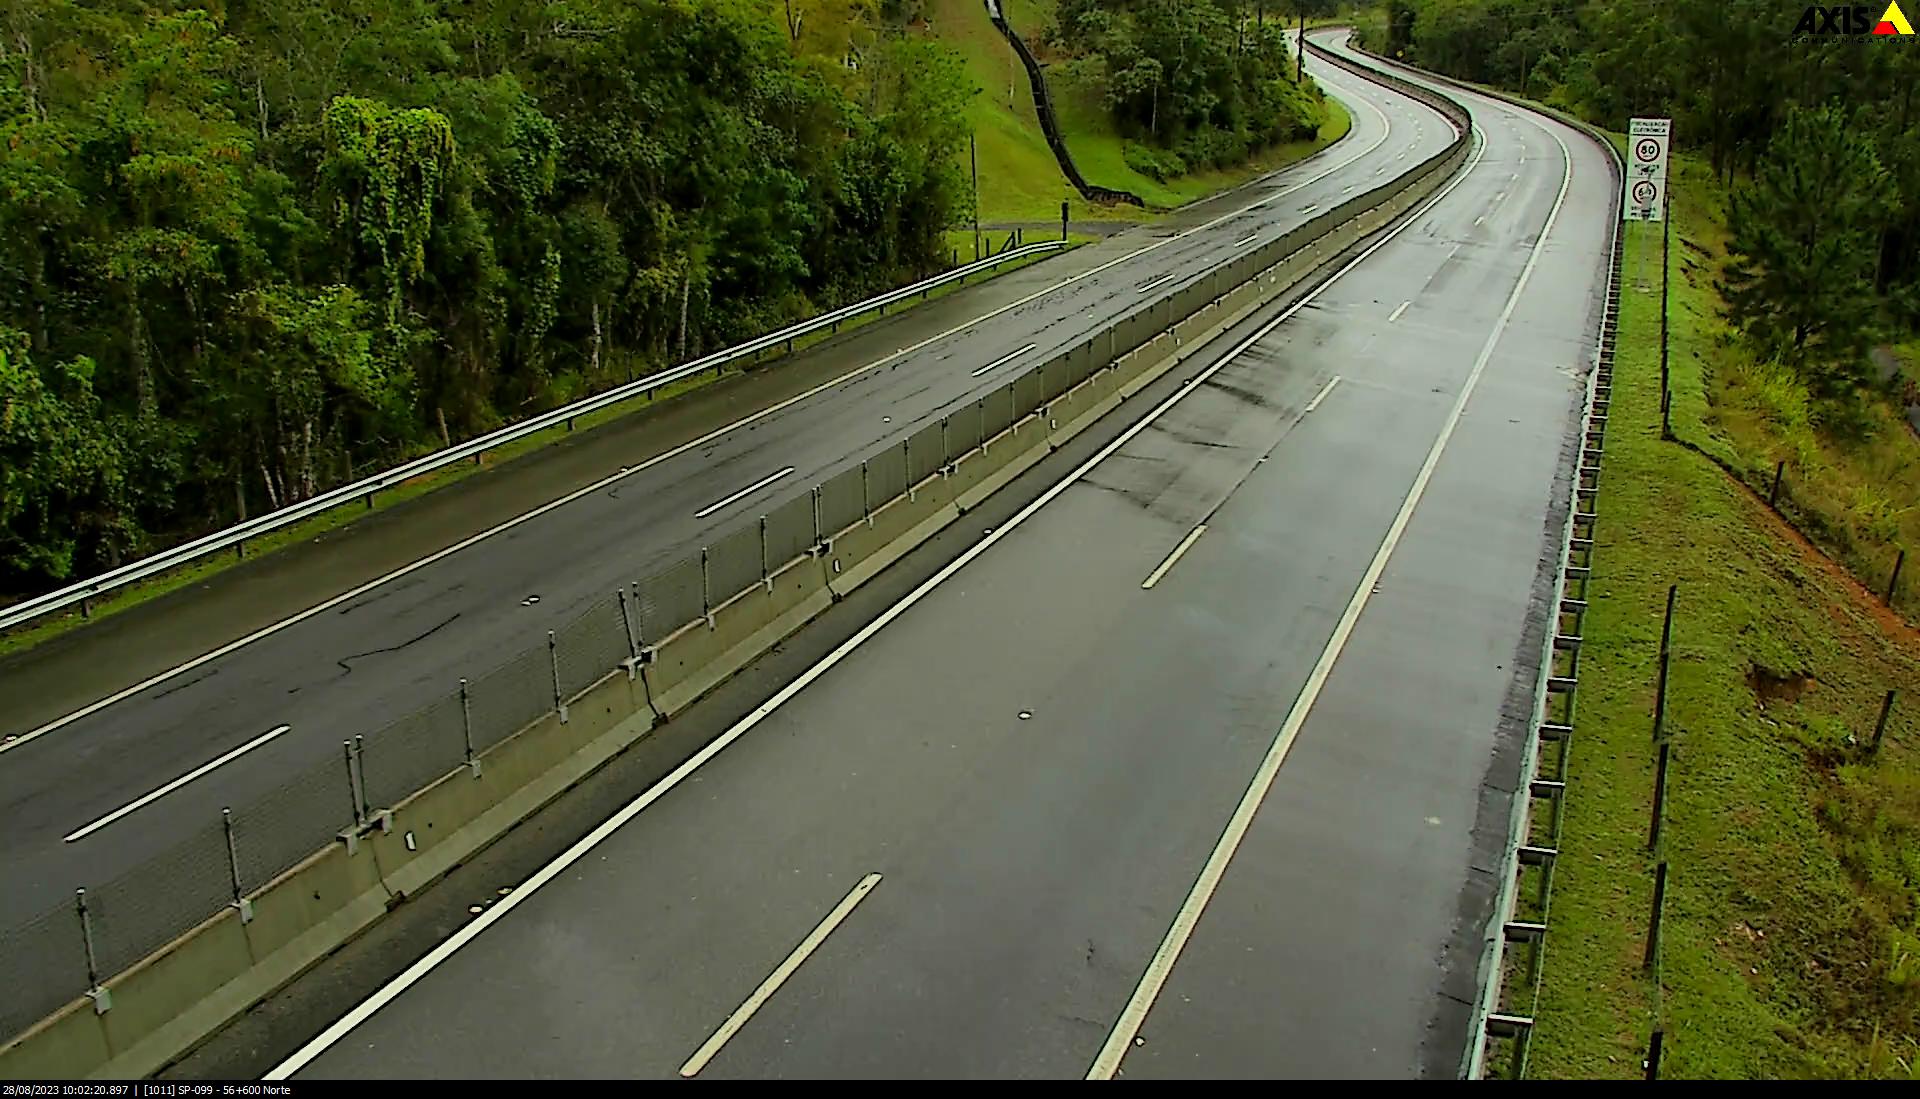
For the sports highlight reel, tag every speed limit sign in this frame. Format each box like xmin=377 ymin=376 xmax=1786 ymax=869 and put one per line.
xmin=1625 ymin=118 xmax=1670 ymax=222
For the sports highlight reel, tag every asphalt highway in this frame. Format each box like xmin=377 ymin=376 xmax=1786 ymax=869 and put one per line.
xmin=0 ymin=50 xmax=1457 ymax=941
xmin=261 ymin=31 xmax=1616 ymax=1080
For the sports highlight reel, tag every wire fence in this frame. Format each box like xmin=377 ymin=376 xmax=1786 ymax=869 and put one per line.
xmin=0 ymin=78 xmax=1476 ymax=1045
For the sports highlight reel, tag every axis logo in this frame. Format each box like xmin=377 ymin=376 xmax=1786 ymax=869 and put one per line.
xmin=1792 ymin=3 xmax=1914 ymax=37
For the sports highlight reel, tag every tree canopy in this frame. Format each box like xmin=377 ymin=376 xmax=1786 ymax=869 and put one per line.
xmin=0 ymin=0 xmax=976 ymax=595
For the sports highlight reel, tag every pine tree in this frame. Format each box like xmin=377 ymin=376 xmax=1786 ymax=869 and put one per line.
xmin=1719 ymin=104 xmax=1894 ymax=392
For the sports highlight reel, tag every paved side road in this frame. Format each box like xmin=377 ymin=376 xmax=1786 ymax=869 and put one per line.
xmin=264 ymin=31 xmax=1614 ymax=1080
xmin=0 ymin=61 xmax=1457 ymax=936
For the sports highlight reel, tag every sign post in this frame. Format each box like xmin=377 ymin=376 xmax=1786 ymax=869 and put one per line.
xmin=1627 ymin=117 xmax=1674 ymax=434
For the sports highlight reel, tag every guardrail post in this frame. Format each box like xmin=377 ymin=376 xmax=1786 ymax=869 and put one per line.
xmin=342 ymin=741 xmax=360 ymax=829
xmin=352 ymin=734 xmax=369 ymax=819
xmin=1643 ymin=860 xmax=1668 ymax=971
xmin=1768 ymin=460 xmax=1784 ymax=507
xmin=1888 ymin=549 xmax=1906 ymax=605
xmin=1870 ymin=689 xmax=1896 ymax=755
xmin=1644 ymin=1029 xmax=1665 ymax=1080
xmin=459 ymin=677 xmax=479 ymax=775
xmin=618 ymin=587 xmax=641 ymax=679
xmin=548 ymin=630 xmax=567 ymax=723
xmin=700 ymin=547 xmax=714 ymax=624
xmin=759 ymin=516 xmax=772 ymax=590
xmin=1653 ymin=584 xmax=1676 ymax=742
xmin=76 ymin=888 xmax=109 ymax=1014
xmin=1647 ymin=740 xmax=1670 ymax=852
xmin=222 ymin=806 xmax=253 ymax=923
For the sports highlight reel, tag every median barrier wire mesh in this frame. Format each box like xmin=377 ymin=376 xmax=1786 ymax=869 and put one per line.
xmin=763 ymin=493 xmax=817 ymax=572
xmin=637 ymin=556 xmax=704 ymax=642
xmin=705 ymin=523 xmax=763 ymax=606
xmin=467 ymin=645 xmax=553 ymax=751
xmin=89 ymin=818 xmax=233 ymax=975
xmin=867 ymin=445 xmax=908 ymax=507
xmin=1014 ymin=372 xmax=1044 ymax=418
xmin=0 ymin=901 xmax=90 ymax=1039
xmin=556 ymin=595 xmax=628 ymax=700
xmin=0 ymin=83 xmax=1480 ymax=1044
xmin=229 ymin=749 xmax=356 ymax=888
xmin=906 ymin=422 xmax=945 ymax=485
xmin=946 ymin=403 xmax=983 ymax=459
xmin=361 ymin=692 xmax=465 ymax=811
xmin=983 ymin=383 xmax=1017 ymax=439
xmin=817 ymin=467 xmax=866 ymax=537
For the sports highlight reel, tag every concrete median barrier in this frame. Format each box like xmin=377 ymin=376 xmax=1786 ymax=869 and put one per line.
xmin=644 ymin=558 xmax=833 ymax=719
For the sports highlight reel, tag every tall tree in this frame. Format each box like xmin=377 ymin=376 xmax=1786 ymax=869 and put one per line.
xmin=1720 ymin=104 xmax=1894 ymax=389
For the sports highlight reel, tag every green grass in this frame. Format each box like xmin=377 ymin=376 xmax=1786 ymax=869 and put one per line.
xmin=923 ymin=0 xmax=1105 ymax=224
xmin=1527 ymin=134 xmax=1920 ymax=1080
xmin=979 ymin=0 xmax=1352 ymax=215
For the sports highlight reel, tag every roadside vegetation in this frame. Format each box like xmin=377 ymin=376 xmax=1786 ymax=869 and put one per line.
xmin=1531 ymin=139 xmax=1920 ymax=1079
xmin=0 ymin=0 xmax=981 ymax=600
xmin=1345 ymin=0 xmax=1920 ymax=1078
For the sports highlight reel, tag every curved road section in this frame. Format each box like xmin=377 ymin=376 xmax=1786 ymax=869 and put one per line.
xmin=0 ymin=52 xmax=1458 ymax=935
xmin=257 ymin=31 xmax=1615 ymax=1080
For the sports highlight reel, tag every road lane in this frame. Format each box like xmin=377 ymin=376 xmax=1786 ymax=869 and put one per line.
xmin=0 ymin=54 xmax=1460 ymax=933
xmin=273 ymin=32 xmax=1612 ymax=1078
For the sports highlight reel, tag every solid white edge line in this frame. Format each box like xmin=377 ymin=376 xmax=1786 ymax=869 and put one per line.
xmin=1302 ymin=375 xmax=1343 ymax=414
xmin=1140 ymin=525 xmax=1208 ymax=590
xmin=1087 ymin=88 xmax=1574 ymax=1085
xmin=1388 ymin=299 xmax=1411 ymax=323
xmin=969 ymin=343 xmax=1038 ymax=379
xmin=678 ymin=872 xmax=883 ymax=1078
xmin=63 ymin=724 xmax=291 ymax=843
xmin=693 ymin=467 xmax=796 ymax=520
xmin=4 ymin=62 xmax=1410 ymax=760
xmin=265 ymin=118 xmax=1486 ymax=1085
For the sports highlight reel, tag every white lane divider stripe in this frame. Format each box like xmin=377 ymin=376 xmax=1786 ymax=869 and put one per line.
xmin=1087 ymin=101 xmax=1575 ymax=1086
xmin=3 ymin=55 xmax=1416 ymax=761
xmin=63 ymin=724 xmax=291 ymax=843
xmin=263 ymin=111 xmax=1487 ymax=1086
xmin=1135 ymin=272 xmax=1177 ymax=295
xmin=1234 ymin=234 xmax=1259 ymax=247
xmin=969 ymin=343 xmax=1038 ymax=378
xmin=694 ymin=467 xmax=796 ymax=519
xmin=1141 ymin=525 xmax=1207 ymax=590
xmin=679 ymin=872 xmax=883 ymax=1077
xmin=1388 ymin=300 xmax=1411 ymax=323
xmin=1303 ymin=375 xmax=1343 ymax=414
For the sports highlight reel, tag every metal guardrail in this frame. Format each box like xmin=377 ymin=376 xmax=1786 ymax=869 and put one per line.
xmin=0 ymin=240 xmax=1067 ymax=635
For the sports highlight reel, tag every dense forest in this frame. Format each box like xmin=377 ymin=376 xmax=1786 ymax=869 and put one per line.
xmin=1042 ymin=0 xmax=1332 ymax=181
xmin=1369 ymin=0 xmax=1920 ymax=395
xmin=0 ymin=0 xmax=975 ymax=596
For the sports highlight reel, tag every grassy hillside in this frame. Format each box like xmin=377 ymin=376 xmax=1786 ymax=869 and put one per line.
xmin=964 ymin=0 xmax=1349 ymax=214
xmin=1528 ymin=140 xmax=1920 ymax=1080
xmin=918 ymin=0 xmax=1104 ymax=223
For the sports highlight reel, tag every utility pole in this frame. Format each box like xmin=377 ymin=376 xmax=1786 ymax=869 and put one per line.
xmin=1297 ymin=11 xmax=1305 ymax=82
xmin=971 ymin=132 xmax=981 ymax=262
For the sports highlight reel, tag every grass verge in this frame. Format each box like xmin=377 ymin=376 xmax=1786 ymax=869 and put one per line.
xmin=1528 ymin=135 xmax=1920 ymax=1080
